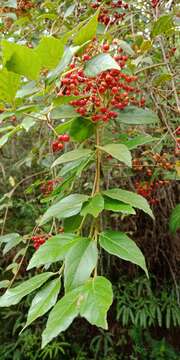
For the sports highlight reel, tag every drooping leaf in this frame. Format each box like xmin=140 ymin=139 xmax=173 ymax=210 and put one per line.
xmin=69 ymin=117 xmax=95 ymax=142
xmin=16 ymin=81 xmax=41 ymax=98
xmin=39 ymin=194 xmax=89 ymax=225
xmin=2 ymin=40 xmax=41 ymax=80
xmin=122 ymin=135 xmax=158 ymax=150
xmin=97 ymin=143 xmax=132 ymax=167
xmin=0 ymin=233 xmax=23 ymax=255
xmin=151 ymin=15 xmax=174 ymax=38
xmin=64 ymin=238 xmax=98 ymax=291
xmin=64 ymin=215 xmax=83 ymax=232
xmin=104 ymin=188 xmax=154 ymax=219
xmin=80 ymin=276 xmax=113 ymax=329
xmin=42 ymin=276 xmax=113 ymax=348
xmin=42 ymin=286 xmax=82 ymax=348
xmin=51 ymin=105 xmax=79 ymax=119
xmin=27 ymin=234 xmax=80 ymax=270
xmin=21 ymin=116 xmax=36 ymax=132
xmin=99 ymin=231 xmax=148 ymax=276
xmin=84 ymin=54 xmax=120 ymax=77
xmin=81 ymin=194 xmax=104 ymax=218
xmin=52 ymin=149 xmax=93 ymax=167
xmin=116 ymin=106 xmax=159 ymax=125
xmin=73 ymin=9 xmax=99 ymax=45
xmin=118 ymin=40 xmax=135 ymax=55
xmin=23 ymin=278 xmax=61 ymax=330
xmin=104 ymin=197 xmax=136 ymax=214
xmin=0 ymin=272 xmax=54 ymax=307
xmin=0 ymin=68 xmax=20 ymax=105
xmin=35 ymin=36 xmax=64 ymax=70
xmin=169 ymin=204 xmax=180 ymax=234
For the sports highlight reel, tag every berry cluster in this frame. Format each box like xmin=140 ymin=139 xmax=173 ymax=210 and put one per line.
xmin=52 ymin=134 xmax=70 ymax=153
xmin=57 ymin=42 xmax=144 ymax=123
xmin=151 ymin=0 xmax=160 ymax=8
xmin=134 ymin=179 xmax=169 ymax=205
xmin=17 ymin=0 xmax=34 ymax=10
xmin=91 ymin=0 xmax=129 ymax=25
xmin=32 ymin=234 xmax=49 ymax=250
xmin=40 ymin=178 xmax=63 ymax=196
xmin=132 ymin=152 xmax=174 ymax=174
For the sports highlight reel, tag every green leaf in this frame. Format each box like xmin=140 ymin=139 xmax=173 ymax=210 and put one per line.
xmin=84 ymin=54 xmax=120 ymax=77
xmin=0 ymin=233 xmax=23 ymax=255
xmin=27 ymin=234 xmax=80 ymax=270
xmin=42 ymin=286 xmax=82 ymax=348
xmin=98 ymin=143 xmax=132 ymax=167
xmin=118 ymin=40 xmax=135 ymax=55
xmin=0 ymin=272 xmax=54 ymax=307
xmin=51 ymin=105 xmax=78 ymax=119
xmin=73 ymin=9 xmax=99 ymax=45
xmin=47 ymin=46 xmax=80 ymax=83
xmin=0 ymin=68 xmax=20 ymax=105
xmin=2 ymin=40 xmax=41 ymax=80
xmin=104 ymin=197 xmax=136 ymax=214
xmin=52 ymin=149 xmax=93 ymax=167
xmin=21 ymin=116 xmax=36 ymax=132
xmin=39 ymin=194 xmax=89 ymax=225
xmin=64 ymin=215 xmax=83 ymax=232
xmin=69 ymin=117 xmax=95 ymax=142
xmin=99 ymin=231 xmax=148 ymax=277
xmin=169 ymin=204 xmax=180 ymax=234
xmin=42 ymin=276 xmax=113 ymax=348
xmin=151 ymin=15 xmax=174 ymax=38
xmin=55 ymin=119 xmax=74 ymax=134
xmin=104 ymin=188 xmax=154 ymax=219
xmin=16 ymin=81 xmax=41 ymax=98
xmin=23 ymin=278 xmax=61 ymax=330
xmin=153 ymin=73 xmax=172 ymax=86
xmin=64 ymin=238 xmax=98 ymax=291
xmin=35 ymin=36 xmax=64 ymax=70
xmin=64 ymin=4 xmax=75 ymax=18
xmin=0 ymin=280 xmax=10 ymax=289
xmin=122 ymin=135 xmax=157 ymax=150
xmin=53 ymin=95 xmax=84 ymax=107
xmin=80 ymin=276 xmax=113 ymax=329
xmin=116 ymin=106 xmax=159 ymax=125
xmin=81 ymin=194 xmax=104 ymax=218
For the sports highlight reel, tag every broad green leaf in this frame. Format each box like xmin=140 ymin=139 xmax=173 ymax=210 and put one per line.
xmin=116 ymin=106 xmax=159 ymax=125
xmin=47 ymin=46 xmax=80 ymax=83
xmin=0 ymin=280 xmax=10 ymax=289
xmin=27 ymin=234 xmax=79 ymax=270
xmin=104 ymin=188 xmax=154 ymax=219
xmin=64 ymin=4 xmax=75 ymax=18
xmin=151 ymin=15 xmax=174 ymax=38
xmin=21 ymin=116 xmax=36 ymax=132
xmin=55 ymin=119 xmax=74 ymax=134
xmin=0 ymin=233 xmax=23 ymax=255
xmin=2 ymin=40 xmax=41 ymax=80
xmin=42 ymin=286 xmax=82 ymax=348
xmin=64 ymin=238 xmax=98 ymax=291
xmin=104 ymin=197 xmax=136 ymax=214
xmin=70 ymin=117 xmax=95 ymax=142
xmin=73 ymin=9 xmax=99 ymax=45
xmin=35 ymin=37 xmax=64 ymax=70
xmin=122 ymin=135 xmax=157 ymax=150
xmin=81 ymin=194 xmax=104 ymax=218
xmin=0 ymin=272 xmax=54 ymax=307
xmin=42 ymin=276 xmax=113 ymax=348
xmin=16 ymin=81 xmax=41 ymax=98
xmin=4 ymin=0 xmax=17 ymax=7
xmin=0 ymin=68 xmax=20 ymax=105
xmin=52 ymin=149 xmax=93 ymax=167
xmin=23 ymin=278 xmax=61 ymax=330
xmin=39 ymin=194 xmax=89 ymax=225
xmin=169 ymin=204 xmax=180 ymax=234
xmin=53 ymin=95 xmax=84 ymax=107
xmin=51 ymin=105 xmax=78 ymax=119
xmin=64 ymin=215 xmax=83 ymax=232
xmin=84 ymin=54 xmax=120 ymax=77
xmin=0 ymin=133 xmax=10 ymax=148
xmin=97 ymin=144 xmax=132 ymax=167
xmin=80 ymin=276 xmax=113 ymax=329
xmin=99 ymin=231 xmax=148 ymax=277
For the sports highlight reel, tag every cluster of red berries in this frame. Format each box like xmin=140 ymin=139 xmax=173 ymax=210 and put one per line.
xmin=151 ymin=0 xmax=160 ymax=8
xmin=52 ymin=134 xmax=70 ymax=153
xmin=57 ymin=42 xmax=144 ymax=123
xmin=91 ymin=0 xmax=129 ymax=25
xmin=132 ymin=152 xmax=174 ymax=174
xmin=134 ymin=179 xmax=169 ymax=205
xmin=32 ymin=234 xmax=49 ymax=250
xmin=40 ymin=178 xmax=63 ymax=196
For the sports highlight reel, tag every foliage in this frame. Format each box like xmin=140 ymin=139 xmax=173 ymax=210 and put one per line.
xmin=0 ymin=0 xmax=179 ymax=353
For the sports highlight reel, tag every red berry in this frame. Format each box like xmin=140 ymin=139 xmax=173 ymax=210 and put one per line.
xmin=103 ymin=43 xmax=110 ymax=51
